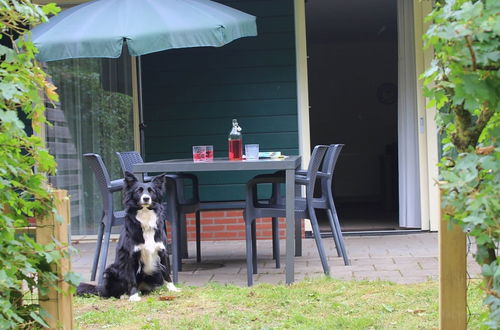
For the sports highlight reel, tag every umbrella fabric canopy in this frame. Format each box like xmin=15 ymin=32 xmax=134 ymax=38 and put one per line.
xmin=30 ymin=0 xmax=257 ymax=62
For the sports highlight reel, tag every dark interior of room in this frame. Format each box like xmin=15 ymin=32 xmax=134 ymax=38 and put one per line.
xmin=305 ymin=0 xmax=400 ymax=231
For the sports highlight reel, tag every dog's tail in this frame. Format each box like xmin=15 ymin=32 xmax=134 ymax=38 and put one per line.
xmin=76 ymin=282 xmax=99 ymax=296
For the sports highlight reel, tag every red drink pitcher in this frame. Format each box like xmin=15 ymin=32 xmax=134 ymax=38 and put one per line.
xmin=228 ymin=119 xmax=242 ymax=160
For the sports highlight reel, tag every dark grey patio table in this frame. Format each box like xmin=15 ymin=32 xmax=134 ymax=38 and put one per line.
xmin=133 ymin=156 xmax=302 ymax=285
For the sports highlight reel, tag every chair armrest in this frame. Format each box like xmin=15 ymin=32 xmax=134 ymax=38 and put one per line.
xmin=296 ymin=169 xmax=307 ymax=176
xmin=316 ymin=172 xmax=328 ymax=179
xmin=294 ymin=176 xmax=309 ymax=186
xmin=108 ymin=179 xmax=123 ymax=193
xmin=246 ymin=175 xmax=285 ymax=208
xmin=248 ymin=175 xmax=285 ymax=186
xmin=295 ymin=171 xmax=327 ymax=179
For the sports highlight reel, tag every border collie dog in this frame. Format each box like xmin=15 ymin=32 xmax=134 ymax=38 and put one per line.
xmin=78 ymin=171 xmax=179 ymax=301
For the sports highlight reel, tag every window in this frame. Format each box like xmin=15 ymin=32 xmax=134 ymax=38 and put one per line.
xmin=45 ymin=55 xmax=135 ymax=235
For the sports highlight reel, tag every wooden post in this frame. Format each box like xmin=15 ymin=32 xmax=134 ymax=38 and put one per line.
xmin=36 ymin=189 xmax=74 ymax=329
xmin=439 ymin=189 xmax=467 ymax=330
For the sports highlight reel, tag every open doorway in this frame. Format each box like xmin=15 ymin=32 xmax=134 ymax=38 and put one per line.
xmin=306 ymin=0 xmax=400 ymax=231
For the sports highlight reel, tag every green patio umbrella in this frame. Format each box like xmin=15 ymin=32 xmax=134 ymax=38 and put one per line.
xmin=30 ymin=0 xmax=257 ymax=62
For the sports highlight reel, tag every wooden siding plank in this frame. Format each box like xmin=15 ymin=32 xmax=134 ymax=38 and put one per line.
xmin=144 ymin=99 xmax=297 ymax=120
xmin=256 ymin=16 xmax=295 ymax=33
xmin=217 ymin=0 xmax=294 ymax=17
xmin=145 ymin=66 xmax=296 ymax=87
xmin=143 ymin=49 xmax=295 ymax=71
xmin=143 ymin=82 xmax=297 ymax=104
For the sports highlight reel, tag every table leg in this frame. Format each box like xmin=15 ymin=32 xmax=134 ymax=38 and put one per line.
xmin=180 ymin=213 xmax=189 ymax=259
xmin=171 ymin=217 xmax=179 ymax=284
xmin=164 ymin=179 xmax=179 ymax=284
xmin=285 ymin=168 xmax=295 ymax=285
xmin=295 ymin=184 xmax=302 ymax=257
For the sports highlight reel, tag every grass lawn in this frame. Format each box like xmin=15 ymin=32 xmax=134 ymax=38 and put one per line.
xmin=75 ymin=277 xmax=486 ymax=329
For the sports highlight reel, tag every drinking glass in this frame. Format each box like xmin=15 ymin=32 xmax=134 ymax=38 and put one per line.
xmin=192 ymin=146 xmax=206 ymax=162
xmin=245 ymin=144 xmax=259 ymax=160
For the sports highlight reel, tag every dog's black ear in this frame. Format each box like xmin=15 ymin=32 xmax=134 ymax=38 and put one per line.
xmin=151 ymin=174 xmax=165 ymax=190
xmin=124 ymin=171 xmax=138 ymax=187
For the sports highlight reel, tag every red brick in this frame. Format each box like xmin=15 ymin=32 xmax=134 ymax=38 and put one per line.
xmin=216 ymin=231 xmax=240 ymax=238
xmin=203 ymin=225 xmax=225 ymax=232
xmin=215 ymin=218 xmax=239 ymax=224
xmin=200 ymin=219 xmax=214 ymax=225
xmin=200 ymin=232 xmax=214 ymax=239
xmin=226 ymin=210 xmax=243 ymax=217
xmin=226 ymin=225 xmax=246 ymax=231
xmin=202 ymin=211 xmax=225 ymax=218
xmin=259 ymin=230 xmax=272 ymax=237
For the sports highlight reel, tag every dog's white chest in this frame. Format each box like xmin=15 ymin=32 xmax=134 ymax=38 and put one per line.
xmin=134 ymin=208 xmax=165 ymax=274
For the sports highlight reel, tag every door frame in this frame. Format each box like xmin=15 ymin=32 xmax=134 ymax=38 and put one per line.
xmin=294 ymin=0 xmax=439 ymax=230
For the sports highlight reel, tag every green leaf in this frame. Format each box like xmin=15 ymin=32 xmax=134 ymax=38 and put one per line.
xmin=0 ymin=44 xmax=15 ymax=62
xmin=463 ymin=215 xmax=483 ymax=225
xmin=30 ymin=311 xmax=50 ymax=328
xmin=0 ymin=110 xmax=24 ymax=130
xmin=64 ymin=272 xmax=83 ymax=287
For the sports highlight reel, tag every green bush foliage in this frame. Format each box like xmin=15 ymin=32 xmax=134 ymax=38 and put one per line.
xmin=0 ymin=1 xmax=78 ymax=328
xmin=422 ymin=0 xmax=499 ymax=327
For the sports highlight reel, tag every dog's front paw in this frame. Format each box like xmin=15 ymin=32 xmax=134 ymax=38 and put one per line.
xmin=129 ymin=293 xmax=141 ymax=302
xmin=166 ymin=282 xmax=181 ymax=292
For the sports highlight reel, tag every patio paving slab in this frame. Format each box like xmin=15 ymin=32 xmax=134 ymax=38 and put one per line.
xmin=70 ymin=232 xmax=481 ymax=287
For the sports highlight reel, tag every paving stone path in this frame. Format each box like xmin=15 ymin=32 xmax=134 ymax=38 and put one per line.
xmin=72 ymin=232 xmax=481 ymax=287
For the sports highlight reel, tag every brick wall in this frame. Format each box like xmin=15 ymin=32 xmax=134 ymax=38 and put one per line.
xmin=167 ymin=210 xmax=304 ymax=241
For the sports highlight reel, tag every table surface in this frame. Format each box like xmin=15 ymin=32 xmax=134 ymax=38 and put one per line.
xmin=133 ymin=156 xmax=302 ymax=172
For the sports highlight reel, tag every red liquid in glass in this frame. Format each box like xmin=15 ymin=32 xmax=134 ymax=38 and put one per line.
xmin=193 ymin=152 xmax=205 ymax=162
xmin=228 ymin=139 xmax=243 ymax=160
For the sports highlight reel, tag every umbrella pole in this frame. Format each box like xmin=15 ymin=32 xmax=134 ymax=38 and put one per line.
xmin=137 ymin=56 xmax=146 ymax=158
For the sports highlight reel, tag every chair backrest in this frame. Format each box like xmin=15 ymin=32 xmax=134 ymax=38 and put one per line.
xmin=116 ymin=151 xmax=144 ymax=176
xmin=322 ymin=144 xmax=344 ymax=179
xmin=315 ymin=144 xmax=344 ymax=200
xmin=305 ymin=145 xmax=328 ymax=201
xmin=83 ymin=153 xmax=113 ymax=214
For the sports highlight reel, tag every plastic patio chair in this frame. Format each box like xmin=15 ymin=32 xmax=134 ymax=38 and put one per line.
xmin=302 ymin=144 xmax=349 ymax=265
xmin=244 ymin=145 xmax=329 ymax=286
xmin=83 ymin=153 xmax=125 ymax=285
xmin=116 ymin=151 xmax=202 ymax=275
xmin=270 ymin=144 xmax=349 ymax=265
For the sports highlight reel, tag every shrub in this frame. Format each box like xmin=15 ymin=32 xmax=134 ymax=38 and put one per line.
xmin=422 ymin=0 xmax=499 ymax=327
xmin=0 ymin=1 xmax=78 ymax=328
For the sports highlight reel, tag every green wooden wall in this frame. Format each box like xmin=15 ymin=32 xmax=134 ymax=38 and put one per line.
xmin=142 ymin=0 xmax=298 ymax=201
